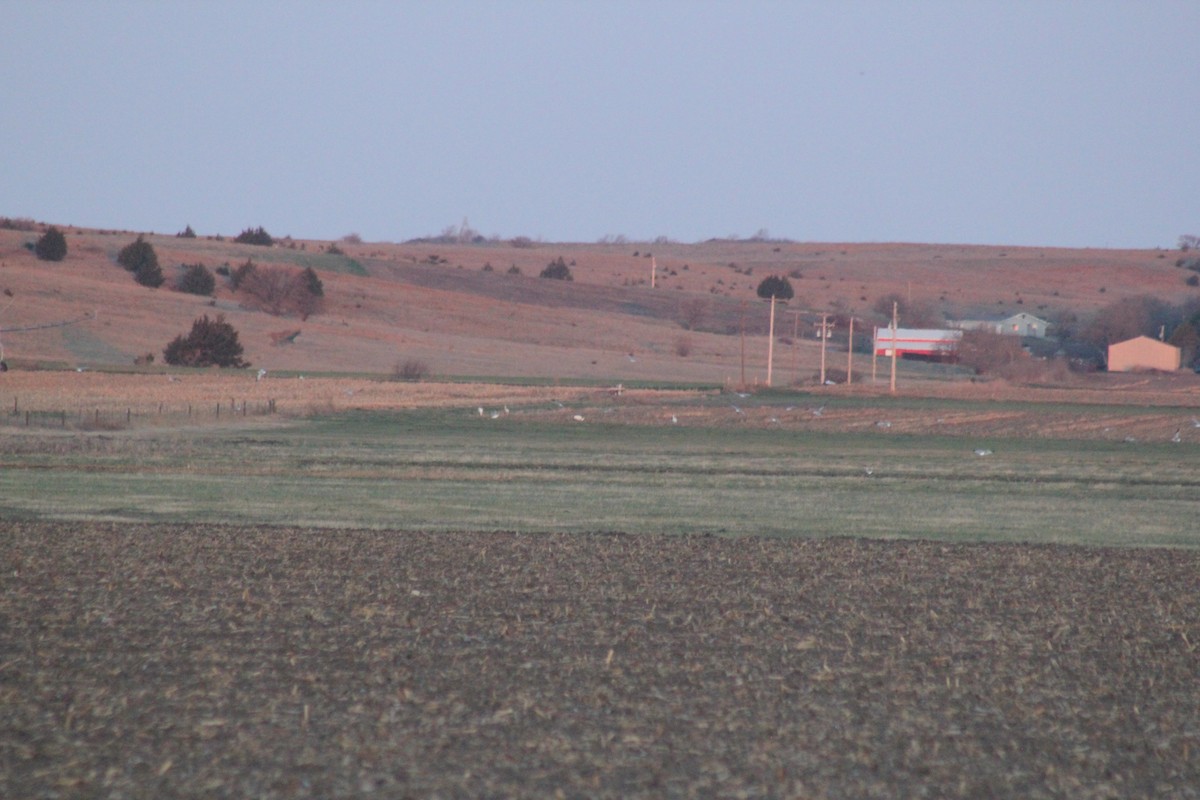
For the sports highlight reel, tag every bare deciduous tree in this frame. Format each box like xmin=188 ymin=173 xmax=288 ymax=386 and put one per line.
xmin=678 ymin=298 xmax=709 ymax=330
xmin=957 ymin=330 xmax=1027 ymax=374
xmin=238 ymin=265 xmax=324 ymax=319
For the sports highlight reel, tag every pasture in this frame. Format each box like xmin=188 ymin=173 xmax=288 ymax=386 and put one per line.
xmin=2 ymin=371 xmax=1199 ymax=797
xmin=0 ymin=373 xmax=1198 ymax=546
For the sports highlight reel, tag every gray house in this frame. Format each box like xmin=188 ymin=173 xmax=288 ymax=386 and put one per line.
xmin=950 ymin=312 xmax=1050 ymax=338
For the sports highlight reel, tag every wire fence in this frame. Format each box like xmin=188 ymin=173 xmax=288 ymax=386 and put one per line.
xmin=0 ymin=396 xmax=280 ymax=430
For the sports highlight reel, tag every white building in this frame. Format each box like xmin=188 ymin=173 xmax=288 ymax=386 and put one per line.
xmin=951 ymin=312 xmax=1050 ymax=338
xmin=873 ymin=327 xmax=962 ymax=360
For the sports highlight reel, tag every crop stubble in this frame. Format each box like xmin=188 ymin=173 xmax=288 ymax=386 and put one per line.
xmin=1 ymin=522 xmax=1197 ymax=798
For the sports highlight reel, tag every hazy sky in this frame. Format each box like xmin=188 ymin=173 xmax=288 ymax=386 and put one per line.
xmin=4 ymin=1 xmax=1197 ymax=247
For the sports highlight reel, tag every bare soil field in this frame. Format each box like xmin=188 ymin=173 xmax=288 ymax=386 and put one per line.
xmin=2 ymin=522 xmax=1197 ymax=798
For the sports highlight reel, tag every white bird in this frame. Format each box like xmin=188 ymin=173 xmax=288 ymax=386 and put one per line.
xmin=167 ymin=375 xmax=181 ymax=383
xmin=1172 ymin=428 xmax=1182 ymax=443
xmin=573 ymin=414 xmax=585 ymax=422
xmin=735 ymin=392 xmax=750 ymax=398
xmin=490 ymin=411 xmax=501 ymax=419
xmin=670 ymin=415 xmax=678 ymax=425
xmin=768 ymin=417 xmax=780 ymax=425
xmin=731 ymin=405 xmax=743 ymax=415
xmin=256 ymin=368 xmax=267 ymax=382
xmin=503 ymin=406 xmax=510 ymax=415
xmin=974 ymin=448 xmax=993 ymax=457
xmin=553 ymin=400 xmax=564 ymax=408
xmin=875 ymin=420 xmax=891 ymax=428
xmin=1123 ymin=436 xmax=1137 ymax=443
xmin=864 ymin=468 xmax=874 ymax=476
xmin=785 ymin=406 xmax=796 ymax=412
xmin=810 ymin=406 xmax=824 ymax=417
xmin=1192 ymin=417 xmax=1200 ymax=428
xmin=478 ymin=406 xmax=484 ymax=416
xmin=627 ymin=354 xmax=637 ymax=362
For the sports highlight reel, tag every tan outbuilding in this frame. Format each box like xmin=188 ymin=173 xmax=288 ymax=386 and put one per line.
xmin=1107 ymin=336 xmax=1181 ymax=372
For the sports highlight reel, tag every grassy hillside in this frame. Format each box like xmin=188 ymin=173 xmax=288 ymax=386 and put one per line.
xmin=0 ymin=223 xmax=1190 ymax=383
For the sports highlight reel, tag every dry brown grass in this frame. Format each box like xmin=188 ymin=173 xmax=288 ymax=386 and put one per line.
xmin=0 ymin=226 xmax=1188 ymax=385
xmin=0 ymin=372 xmax=596 ymax=424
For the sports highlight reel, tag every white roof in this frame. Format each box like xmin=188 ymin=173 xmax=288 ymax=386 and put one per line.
xmin=874 ymin=328 xmax=962 ymax=341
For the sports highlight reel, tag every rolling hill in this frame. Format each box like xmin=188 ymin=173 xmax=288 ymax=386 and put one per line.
xmin=0 ymin=222 xmax=1191 ymax=385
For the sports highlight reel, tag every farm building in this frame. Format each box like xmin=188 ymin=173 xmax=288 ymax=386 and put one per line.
xmin=950 ymin=312 xmax=1050 ymax=338
xmin=874 ymin=327 xmax=962 ymax=360
xmin=1107 ymin=336 xmax=1181 ymax=372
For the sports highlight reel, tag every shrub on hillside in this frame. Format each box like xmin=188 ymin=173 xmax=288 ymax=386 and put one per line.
xmin=177 ymin=263 xmax=216 ymax=296
xmin=163 ymin=314 xmax=248 ymax=368
xmin=117 ymin=236 xmax=164 ymax=288
xmin=300 ymin=266 xmax=323 ymax=297
xmin=35 ymin=227 xmax=67 ymax=261
xmin=229 ymin=259 xmax=257 ymax=290
xmin=176 ymin=224 xmax=197 ymax=238
xmin=540 ymin=256 xmax=573 ymax=281
xmin=234 ymin=226 xmax=274 ymax=246
xmin=392 ymin=358 xmax=431 ymax=381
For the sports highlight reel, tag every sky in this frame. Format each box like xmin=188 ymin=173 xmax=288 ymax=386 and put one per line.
xmin=3 ymin=1 xmax=1198 ymax=248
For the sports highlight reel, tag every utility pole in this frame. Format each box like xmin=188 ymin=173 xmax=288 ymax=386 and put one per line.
xmin=792 ymin=311 xmax=800 ymax=384
xmin=650 ymin=256 xmax=656 ymax=289
xmin=818 ymin=313 xmax=828 ymax=385
xmin=872 ymin=324 xmax=877 ymax=383
xmin=890 ymin=302 xmax=899 ymax=394
xmin=846 ymin=317 xmax=854 ymax=385
xmin=766 ymin=294 xmax=777 ymax=387
xmin=739 ymin=300 xmax=746 ymax=388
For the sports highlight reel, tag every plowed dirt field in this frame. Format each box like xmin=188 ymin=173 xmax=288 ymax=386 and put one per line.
xmin=3 ymin=522 xmax=1197 ymax=798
